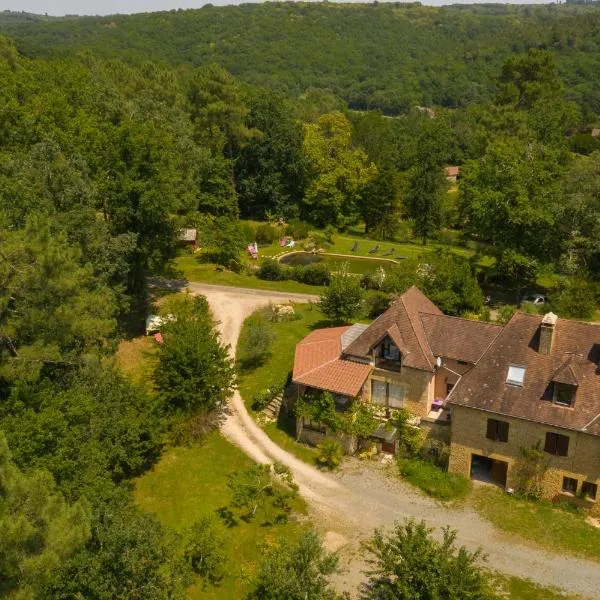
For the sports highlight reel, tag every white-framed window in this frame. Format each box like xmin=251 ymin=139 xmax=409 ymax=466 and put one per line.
xmin=506 ymin=365 xmax=526 ymax=386
xmin=371 ymin=380 xmax=404 ymax=409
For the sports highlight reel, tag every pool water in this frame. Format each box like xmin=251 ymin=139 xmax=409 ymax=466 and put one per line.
xmin=279 ymin=252 xmax=398 ymax=275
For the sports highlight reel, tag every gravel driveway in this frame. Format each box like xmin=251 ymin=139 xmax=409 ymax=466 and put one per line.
xmin=185 ymin=281 xmax=600 ymax=599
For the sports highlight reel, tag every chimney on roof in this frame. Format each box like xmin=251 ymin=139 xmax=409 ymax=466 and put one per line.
xmin=539 ymin=312 xmax=557 ymax=355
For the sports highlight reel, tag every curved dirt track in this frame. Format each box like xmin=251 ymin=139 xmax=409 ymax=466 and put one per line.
xmin=188 ymin=281 xmax=600 ymax=599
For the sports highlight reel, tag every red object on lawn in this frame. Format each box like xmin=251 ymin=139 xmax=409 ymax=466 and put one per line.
xmin=154 ymin=332 xmax=164 ymax=344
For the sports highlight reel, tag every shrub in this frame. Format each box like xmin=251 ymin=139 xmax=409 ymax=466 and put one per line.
xmin=316 ymin=440 xmax=343 ymax=470
xmin=239 ymin=221 xmax=257 ymax=244
xmin=184 ymin=517 xmax=225 ymax=586
xmin=398 ymin=458 xmax=471 ymax=501
xmin=512 ymin=443 xmax=548 ymax=499
xmin=257 ymin=258 xmax=287 ymax=281
xmin=323 ymin=224 xmax=337 ymax=244
xmin=496 ymin=304 xmax=516 ymax=324
xmin=395 ymin=408 xmax=422 ymax=457
xmin=170 ymin=411 xmax=221 ymax=446
xmin=290 ymin=263 xmax=331 ymax=286
xmin=418 ymin=439 xmax=450 ymax=469
xmin=285 ymin=218 xmax=311 ymax=240
xmin=319 ymin=266 xmax=364 ymax=324
xmin=237 ymin=314 xmax=276 ymax=369
xmin=255 ymin=223 xmax=278 ymax=245
xmin=365 ymin=291 xmax=392 ymax=318
xmin=361 ymin=266 xmax=387 ymax=291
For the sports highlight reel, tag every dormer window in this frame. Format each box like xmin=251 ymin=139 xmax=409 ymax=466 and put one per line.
xmin=506 ymin=365 xmax=526 ymax=387
xmin=381 ymin=338 xmax=400 ymax=362
xmin=554 ymin=382 xmax=576 ymax=407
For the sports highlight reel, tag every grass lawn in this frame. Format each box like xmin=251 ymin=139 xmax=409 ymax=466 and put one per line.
xmin=134 ymin=431 xmax=309 ymax=600
xmin=397 ymin=457 xmax=472 ymax=502
xmin=175 ymin=254 xmax=325 ymax=295
xmin=115 ymin=335 xmax=158 ymax=391
xmin=492 ymin=573 xmax=590 ymax=600
xmin=475 ymin=486 xmax=600 ymax=562
xmin=236 ymin=303 xmax=326 ymax=464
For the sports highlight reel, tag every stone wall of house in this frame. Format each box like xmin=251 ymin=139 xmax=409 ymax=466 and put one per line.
xmin=365 ymin=366 xmax=433 ymax=418
xmin=296 ymin=417 xmax=358 ymax=454
xmin=448 ymin=404 xmax=600 ymax=515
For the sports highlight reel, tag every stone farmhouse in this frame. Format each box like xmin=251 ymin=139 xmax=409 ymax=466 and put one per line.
xmin=292 ymin=286 xmax=600 ymax=513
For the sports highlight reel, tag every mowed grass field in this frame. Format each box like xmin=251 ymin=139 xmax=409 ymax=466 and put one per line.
xmin=134 ymin=431 xmax=309 ymax=600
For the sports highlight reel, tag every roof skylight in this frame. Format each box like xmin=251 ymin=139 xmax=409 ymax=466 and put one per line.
xmin=506 ymin=365 xmax=526 ymax=387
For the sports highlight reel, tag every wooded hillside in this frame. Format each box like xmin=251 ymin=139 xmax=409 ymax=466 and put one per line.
xmin=3 ymin=3 xmax=600 ymax=114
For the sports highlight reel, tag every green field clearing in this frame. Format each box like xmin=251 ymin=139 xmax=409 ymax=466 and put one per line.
xmin=175 ymin=255 xmax=325 ymax=294
xmin=135 ymin=431 xmax=309 ymax=600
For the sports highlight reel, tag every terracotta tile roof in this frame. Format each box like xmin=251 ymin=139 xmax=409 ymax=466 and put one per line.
xmin=293 ymin=326 xmax=349 ymax=379
xmin=419 ymin=313 xmax=502 ymax=364
xmin=344 ymin=286 xmax=441 ymax=372
xmin=295 ymin=359 xmax=372 ymax=397
xmin=445 ymin=166 xmax=460 ymax=177
xmin=449 ymin=312 xmax=600 ymax=436
xmin=293 ymin=326 xmax=372 ymax=397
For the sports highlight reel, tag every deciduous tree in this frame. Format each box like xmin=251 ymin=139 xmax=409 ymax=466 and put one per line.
xmin=154 ymin=296 xmax=235 ymax=415
xmin=319 ymin=265 xmax=364 ymax=324
xmin=362 ymin=520 xmax=496 ymax=600
xmin=247 ymin=530 xmax=339 ymax=600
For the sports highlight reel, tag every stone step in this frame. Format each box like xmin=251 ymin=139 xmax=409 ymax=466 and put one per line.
xmin=263 ymin=395 xmax=283 ymax=418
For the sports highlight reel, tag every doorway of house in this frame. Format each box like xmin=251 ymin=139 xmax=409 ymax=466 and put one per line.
xmin=470 ymin=454 xmax=508 ymax=487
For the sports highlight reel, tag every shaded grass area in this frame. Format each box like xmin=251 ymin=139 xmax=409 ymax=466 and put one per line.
xmin=115 ymin=335 xmax=158 ymax=392
xmin=398 ymin=457 xmax=472 ymax=501
xmin=475 ymin=486 xmax=600 ymax=562
xmin=134 ymin=431 xmax=308 ymax=600
xmin=236 ymin=303 xmax=324 ymax=464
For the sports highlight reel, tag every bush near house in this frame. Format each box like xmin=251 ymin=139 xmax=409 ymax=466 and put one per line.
xmin=237 ymin=311 xmax=276 ymax=369
xmin=395 ymin=409 xmax=470 ymax=501
xmin=398 ymin=458 xmax=472 ymax=502
xmin=316 ymin=440 xmax=344 ymax=470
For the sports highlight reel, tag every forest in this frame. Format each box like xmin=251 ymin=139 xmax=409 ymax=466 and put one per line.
xmin=1 ymin=2 xmax=600 ymax=597
xmin=4 ymin=3 xmax=600 ymax=115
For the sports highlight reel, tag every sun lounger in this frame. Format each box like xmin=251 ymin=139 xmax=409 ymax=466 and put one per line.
xmin=368 ymin=244 xmax=379 ymax=254
xmin=351 ymin=242 xmax=358 ymax=252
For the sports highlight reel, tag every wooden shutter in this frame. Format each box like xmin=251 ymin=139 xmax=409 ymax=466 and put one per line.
xmin=544 ymin=432 xmax=557 ymax=454
xmin=486 ymin=419 xmax=497 ymax=441
xmin=498 ymin=421 xmax=509 ymax=443
xmin=557 ymin=434 xmax=569 ymax=457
